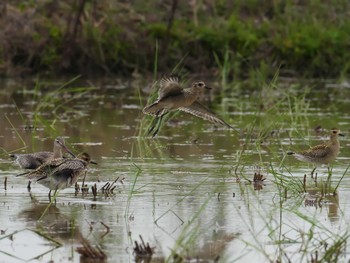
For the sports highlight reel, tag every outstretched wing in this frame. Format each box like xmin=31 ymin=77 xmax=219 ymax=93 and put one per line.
xmin=179 ymin=101 xmax=233 ymax=128
xmin=158 ymin=75 xmax=183 ymax=100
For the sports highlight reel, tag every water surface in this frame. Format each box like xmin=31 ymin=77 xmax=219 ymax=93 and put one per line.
xmin=0 ymin=77 xmax=350 ymax=262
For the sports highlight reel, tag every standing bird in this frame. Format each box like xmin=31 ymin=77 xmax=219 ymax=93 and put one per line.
xmin=287 ymin=128 xmax=344 ymax=174
xmin=17 ymin=153 xmax=93 ymax=201
xmin=143 ymin=75 xmax=233 ymax=137
xmin=10 ymin=137 xmax=75 ymax=169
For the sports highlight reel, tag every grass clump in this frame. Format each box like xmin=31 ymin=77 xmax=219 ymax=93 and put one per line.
xmin=1 ymin=1 xmax=350 ymax=78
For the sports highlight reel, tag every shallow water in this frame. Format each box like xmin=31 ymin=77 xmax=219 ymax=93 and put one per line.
xmin=0 ymin=77 xmax=350 ymax=262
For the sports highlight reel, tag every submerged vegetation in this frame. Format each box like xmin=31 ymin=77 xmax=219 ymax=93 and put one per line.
xmin=1 ymin=0 xmax=350 ymax=78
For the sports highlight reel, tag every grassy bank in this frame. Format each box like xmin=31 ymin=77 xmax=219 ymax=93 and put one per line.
xmin=0 ymin=0 xmax=349 ymax=78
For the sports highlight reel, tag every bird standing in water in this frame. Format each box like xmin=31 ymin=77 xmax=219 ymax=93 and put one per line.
xmin=17 ymin=153 xmax=94 ymax=202
xmin=143 ymin=75 xmax=233 ymax=137
xmin=288 ymin=128 xmax=344 ymax=175
xmin=10 ymin=137 xmax=75 ymax=169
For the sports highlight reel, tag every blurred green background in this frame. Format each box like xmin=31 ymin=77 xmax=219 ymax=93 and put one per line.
xmin=1 ymin=0 xmax=349 ymax=79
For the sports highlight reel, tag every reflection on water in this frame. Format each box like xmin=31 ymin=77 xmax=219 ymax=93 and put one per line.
xmin=0 ymin=228 xmax=61 ymax=262
xmin=304 ymin=182 xmax=340 ymax=223
xmin=18 ymin=194 xmax=83 ymax=241
xmin=17 ymin=195 xmax=107 ymax=262
xmin=0 ymin=78 xmax=350 ymax=261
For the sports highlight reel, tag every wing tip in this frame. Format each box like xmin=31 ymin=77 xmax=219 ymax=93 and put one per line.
xmin=160 ymin=74 xmax=181 ymax=84
xmin=179 ymin=104 xmax=234 ymax=130
xmin=217 ymin=120 xmax=235 ymax=130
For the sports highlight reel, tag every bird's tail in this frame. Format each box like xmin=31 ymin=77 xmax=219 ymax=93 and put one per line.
xmin=143 ymin=102 xmax=166 ymax=116
xmin=287 ymin=151 xmax=295 ymax=155
xmin=9 ymin=154 xmax=17 ymax=159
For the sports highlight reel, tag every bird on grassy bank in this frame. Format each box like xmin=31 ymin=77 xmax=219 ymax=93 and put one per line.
xmin=142 ymin=75 xmax=233 ymax=137
xmin=287 ymin=128 xmax=344 ymax=175
xmin=10 ymin=137 xmax=75 ymax=169
xmin=16 ymin=153 xmax=95 ymax=202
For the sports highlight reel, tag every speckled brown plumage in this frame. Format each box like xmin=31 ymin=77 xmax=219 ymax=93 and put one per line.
xmin=288 ymin=128 xmax=344 ymax=165
xmin=10 ymin=137 xmax=74 ymax=169
xmin=143 ymin=76 xmax=233 ymax=136
xmin=17 ymin=153 xmax=94 ymax=201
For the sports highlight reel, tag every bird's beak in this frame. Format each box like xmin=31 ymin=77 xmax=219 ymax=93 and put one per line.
xmin=62 ymin=145 xmax=76 ymax=158
xmin=57 ymin=139 xmax=76 ymax=158
xmin=205 ymin=86 xmax=212 ymax=90
xmin=339 ymin=133 xmax=345 ymax=137
xmin=90 ymin=160 xmax=98 ymax=165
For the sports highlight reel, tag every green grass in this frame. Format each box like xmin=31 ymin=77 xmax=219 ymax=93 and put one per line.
xmin=3 ymin=57 xmax=350 ymax=262
xmin=29 ymin=76 xmax=98 ymax=133
xmin=3 ymin=1 xmax=350 ymax=78
xmin=232 ymin=162 xmax=350 ymax=262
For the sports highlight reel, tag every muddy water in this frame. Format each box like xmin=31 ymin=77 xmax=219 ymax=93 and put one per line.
xmin=0 ymin=78 xmax=350 ymax=262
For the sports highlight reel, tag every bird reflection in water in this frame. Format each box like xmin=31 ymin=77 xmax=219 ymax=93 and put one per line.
xmin=304 ymin=187 xmax=340 ymax=223
xmin=17 ymin=196 xmax=107 ymax=262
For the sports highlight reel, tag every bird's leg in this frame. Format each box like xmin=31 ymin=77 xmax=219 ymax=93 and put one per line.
xmin=326 ymin=166 xmax=332 ymax=183
xmin=48 ymin=190 xmax=52 ymax=203
xmin=311 ymin=167 xmax=316 ymax=178
xmin=152 ymin=112 xmax=168 ymax=138
xmin=152 ymin=116 xmax=163 ymax=138
xmin=27 ymin=181 xmax=31 ymax=192
xmin=29 ymin=192 xmax=38 ymax=204
xmin=82 ymin=170 xmax=87 ymax=188
xmin=147 ymin=110 xmax=167 ymax=137
xmin=53 ymin=189 xmax=58 ymax=205
xmin=147 ymin=117 xmax=159 ymax=136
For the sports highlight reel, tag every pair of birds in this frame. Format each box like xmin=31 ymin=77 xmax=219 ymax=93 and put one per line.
xmin=143 ymin=75 xmax=344 ymax=170
xmin=11 ymin=137 xmax=94 ymax=200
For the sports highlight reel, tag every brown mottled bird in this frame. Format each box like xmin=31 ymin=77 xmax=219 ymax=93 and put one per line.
xmin=143 ymin=75 xmax=233 ymax=137
xmin=17 ymin=153 xmax=95 ymax=201
xmin=288 ymin=128 xmax=344 ymax=173
xmin=10 ymin=137 xmax=74 ymax=169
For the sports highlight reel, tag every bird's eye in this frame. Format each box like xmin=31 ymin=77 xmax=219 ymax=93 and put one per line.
xmin=55 ymin=138 xmax=63 ymax=144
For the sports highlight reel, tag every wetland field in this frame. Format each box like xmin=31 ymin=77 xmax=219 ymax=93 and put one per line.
xmin=0 ymin=76 xmax=350 ymax=262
